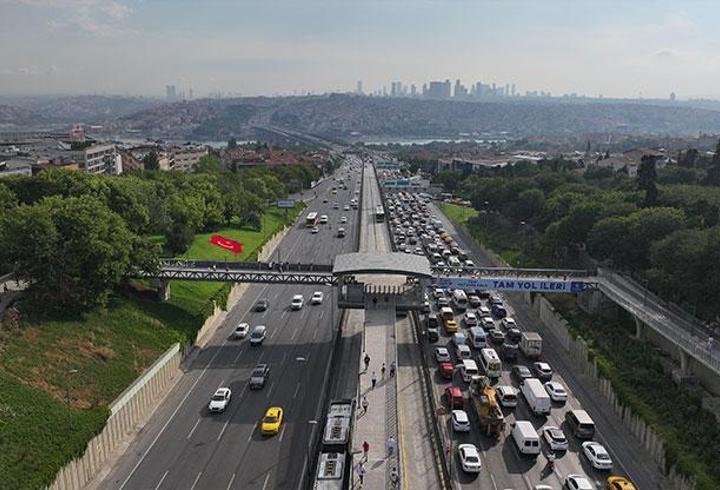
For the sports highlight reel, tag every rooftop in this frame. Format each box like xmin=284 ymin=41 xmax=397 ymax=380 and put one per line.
xmin=332 ymin=252 xmax=433 ymax=278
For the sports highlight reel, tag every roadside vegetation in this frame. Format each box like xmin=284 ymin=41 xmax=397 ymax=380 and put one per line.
xmin=0 ymin=155 xmax=318 ymax=489
xmin=423 ymin=142 xmax=720 ymax=488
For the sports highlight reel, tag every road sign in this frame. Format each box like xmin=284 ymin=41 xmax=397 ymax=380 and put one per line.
xmin=276 ymin=199 xmax=296 ymax=208
xmin=433 ymin=277 xmax=586 ymax=294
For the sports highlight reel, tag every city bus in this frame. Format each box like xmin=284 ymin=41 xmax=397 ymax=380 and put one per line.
xmin=375 ymin=205 xmax=385 ymax=222
xmin=305 ymin=212 xmax=318 ymax=227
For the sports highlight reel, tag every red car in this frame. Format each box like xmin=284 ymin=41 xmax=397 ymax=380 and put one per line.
xmin=444 ymin=386 xmax=464 ymax=409
xmin=439 ymin=362 xmax=454 ymax=380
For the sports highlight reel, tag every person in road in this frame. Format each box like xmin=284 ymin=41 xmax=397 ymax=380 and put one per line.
xmin=362 ymin=440 xmax=370 ymax=461
xmin=708 ymin=336 xmax=714 ymax=350
xmin=381 ymin=362 xmax=386 ymax=379
xmin=363 ymin=353 xmax=370 ymax=371
xmin=356 ymin=462 xmax=366 ymax=485
xmin=370 ymin=371 xmax=378 ymax=389
xmin=361 ymin=395 xmax=369 ymax=414
xmin=387 ymin=436 xmax=396 ymax=457
xmin=389 ymin=361 xmax=396 ymax=377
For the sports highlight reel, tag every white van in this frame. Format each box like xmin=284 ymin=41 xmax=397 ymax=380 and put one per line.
xmin=469 ymin=327 xmax=488 ymax=349
xmin=512 ymin=420 xmax=541 ymax=456
xmin=452 ymin=289 xmax=468 ymax=311
xmin=479 ymin=348 xmax=502 ymax=378
xmin=521 ymin=378 xmax=551 ymax=415
xmin=459 ymin=359 xmax=480 ymax=382
xmin=455 ymin=344 xmax=472 ymax=360
xmin=440 ymin=306 xmax=455 ymax=321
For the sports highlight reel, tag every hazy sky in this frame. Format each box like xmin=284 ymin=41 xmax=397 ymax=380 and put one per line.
xmin=2 ymin=0 xmax=720 ymax=99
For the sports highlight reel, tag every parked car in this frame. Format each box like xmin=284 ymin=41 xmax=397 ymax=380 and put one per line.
xmin=208 ymin=387 xmax=231 ymax=413
xmin=565 ymin=474 xmax=593 ymax=490
xmin=543 ymin=425 xmax=569 ymax=451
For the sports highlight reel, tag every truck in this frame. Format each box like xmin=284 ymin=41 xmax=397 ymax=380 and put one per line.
xmin=469 ymin=376 xmax=506 ymax=438
xmin=520 ymin=332 xmax=542 ymax=359
xmin=520 ymin=378 xmax=551 ymax=415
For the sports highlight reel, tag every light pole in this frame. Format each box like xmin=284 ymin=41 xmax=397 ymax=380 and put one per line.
xmin=305 ymin=419 xmax=319 ymax=485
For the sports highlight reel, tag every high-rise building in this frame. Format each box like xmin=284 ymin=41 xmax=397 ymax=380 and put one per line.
xmin=356 ymin=80 xmax=363 ymax=95
xmin=511 ymin=84 xmax=516 ymax=97
xmin=426 ymin=81 xmax=451 ymax=99
xmin=454 ymin=79 xmax=468 ymax=98
xmin=165 ymin=85 xmax=177 ymax=100
xmin=410 ymin=84 xmax=417 ymax=97
xmin=188 ymin=88 xmax=193 ymax=99
xmin=505 ymin=84 xmax=510 ymax=97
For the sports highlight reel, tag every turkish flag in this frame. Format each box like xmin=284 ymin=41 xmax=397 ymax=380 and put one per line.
xmin=209 ymin=235 xmax=243 ymax=254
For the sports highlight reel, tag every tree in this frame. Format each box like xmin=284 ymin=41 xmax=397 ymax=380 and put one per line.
xmin=0 ymin=195 xmax=148 ymax=310
xmin=195 ymin=154 xmax=223 ymax=174
xmin=637 ymin=155 xmax=658 ymax=206
xmin=143 ymin=152 xmax=160 ymax=171
xmin=0 ymin=182 xmax=18 ymax=220
xmin=511 ymin=189 xmax=545 ymax=222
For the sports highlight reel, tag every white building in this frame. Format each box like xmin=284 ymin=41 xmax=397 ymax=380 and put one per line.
xmin=77 ymin=144 xmax=121 ymax=175
xmin=172 ymin=146 xmax=209 ymax=172
xmin=0 ymin=159 xmax=33 ymax=178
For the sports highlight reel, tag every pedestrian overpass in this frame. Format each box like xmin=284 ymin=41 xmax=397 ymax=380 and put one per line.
xmin=141 ymin=253 xmax=598 ymax=307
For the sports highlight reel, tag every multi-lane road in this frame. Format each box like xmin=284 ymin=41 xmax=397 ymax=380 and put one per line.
xmin=101 ymin=158 xmax=362 ymax=490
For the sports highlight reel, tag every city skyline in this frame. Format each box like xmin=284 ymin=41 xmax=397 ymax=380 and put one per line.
xmin=1 ymin=1 xmax=720 ymax=99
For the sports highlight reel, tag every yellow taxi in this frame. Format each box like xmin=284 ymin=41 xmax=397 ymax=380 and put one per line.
xmin=607 ymin=476 xmax=636 ymax=490
xmin=261 ymin=406 xmax=284 ymax=435
xmin=444 ymin=318 xmax=458 ymax=334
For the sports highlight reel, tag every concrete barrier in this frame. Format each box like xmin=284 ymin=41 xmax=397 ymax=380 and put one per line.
xmin=49 ymin=344 xmax=182 ymax=490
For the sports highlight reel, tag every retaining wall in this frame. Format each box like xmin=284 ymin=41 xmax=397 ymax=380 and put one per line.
xmin=49 ymin=344 xmax=182 ymax=490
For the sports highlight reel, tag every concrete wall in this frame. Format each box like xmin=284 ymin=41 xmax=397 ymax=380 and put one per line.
xmin=530 ymin=294 xmax=696 ymax=490
xmin=49 ymin=344 xmax=182 ymax=490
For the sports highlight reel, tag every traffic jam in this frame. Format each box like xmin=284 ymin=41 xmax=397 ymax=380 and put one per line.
xmin=381 ymin=181 xmax=635 ymax=490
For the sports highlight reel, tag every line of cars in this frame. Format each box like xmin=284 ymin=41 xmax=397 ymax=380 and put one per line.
xmin=382 ymin=187 xmax=636 ymax=489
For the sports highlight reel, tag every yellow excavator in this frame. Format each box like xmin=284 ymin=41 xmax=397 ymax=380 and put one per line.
xmin=470 ymin=376 xmax=506 ymax=438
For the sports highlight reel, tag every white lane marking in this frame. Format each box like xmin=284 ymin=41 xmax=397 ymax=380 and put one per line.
xmin=186 ymin=419 xmax=201 ymax=440
xmin=489 ymin=473 xmax=498 ymax=490
xmin=293 ymin=382 xmax=301 ymax=399
xmin=233 ymin=347 xmax=244 ymax=364
xmin=119 ymin=337 xmax=231 ymax=490
xmin=319 ymin=310 xmax=324 ymax=319
xmin=280 ymin=352 xmax=288 ymax=365
xmin=281 ymin=310 xmax=288 ymax=319
xmin=216 ymin=379 xmax=225 ymax=389
xmin=217 ymin=419 xmax=230 ymax=441
xmin=190 ymin=471 xmax=202 ymax=490
xmin=266 ymin=380 xmax=275 ymax=399
xmin=279 ymin=425 xmax=286 ymax=442
xmin=312 ymin=328 xmax=318 ymax=341
xmin=246 ymin=428 xmax=254 ymax=443
xmin=154 ymin=470 xmax=169 ymax=490
xmin=261 ymin=473 xmax=271 ymax=490
xmin=226 ymin=473 xmax=236 ymax=490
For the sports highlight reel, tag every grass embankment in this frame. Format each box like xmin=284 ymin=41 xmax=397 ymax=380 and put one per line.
xmin=0 ymin=203 xmax=303 ymax=489
xmin=440 ymin=202 xmax=720 ymax=488
xmin=439 ymin=203 xmax=522 ymax=265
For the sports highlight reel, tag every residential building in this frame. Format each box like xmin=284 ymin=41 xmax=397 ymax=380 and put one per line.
xmin=172 ymin=146 xmax=209 ymax=172
xmin=76 ymin=143 xmax=122 ymax=174
xmin=0 ymin=159 xmax=33 ymax=178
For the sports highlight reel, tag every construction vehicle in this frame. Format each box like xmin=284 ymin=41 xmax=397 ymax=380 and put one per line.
xmin=469 ymin=376 xmax=506 ymax=438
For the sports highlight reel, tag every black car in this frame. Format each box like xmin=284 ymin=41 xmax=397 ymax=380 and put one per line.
xmin=249 ymin=363 xmax=270 ymax=389
xmin=255 ymin=299 xmax=269 ymax=312
xmin=427 ymin=327 xmax=440 ymax=343
xmin=511 ymin=365 xmax=533 ymax=384
xmin=488 ymin=328 xmax=505 ymax=344
xmin=506 ymin=328 xmax=522 ymax=344
xmin=475 ymin=289 xmax=491 ymax=300
xmin=502 ymin=342 xmax=519 ymax=362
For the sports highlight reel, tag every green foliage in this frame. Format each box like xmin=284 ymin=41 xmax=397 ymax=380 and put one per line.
xmin=637 ymin=155 xmax=658 ymax=206
xmin=195 ymin=154 xmax=223 ymax=174
xmin=143 ymin=151 xmax=159 ymax=171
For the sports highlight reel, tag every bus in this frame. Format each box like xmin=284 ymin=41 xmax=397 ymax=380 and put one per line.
xmin=306 ymin=212 xmax=318 ymax=227
xmin=375 ymin=205 xmax=385 ymax=222
xmin=479 ymin=348 xmax=502 ymax=378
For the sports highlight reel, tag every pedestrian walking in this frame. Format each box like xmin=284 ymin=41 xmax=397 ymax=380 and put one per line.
xmin=708 ymin=336 xmax=714 ymax=350
xmin=361 ymin=395 xmax=369 ymax=414
xmin=362 ymin=440 xmax=370 ymax=461
xmin=389 ymin=361 xmax=396 ymax=377
xmin=381 ymin=362 xmax=386 ymax=379
xmin=363 ymin=353 xmax=370 ymax=371
xmin=356 ymin=462 xmax=366 ymax=485
xmin=387 ymin=435 xmax=396 ymax=457
xmin=371 ymin=371 xmax=377 ymax=389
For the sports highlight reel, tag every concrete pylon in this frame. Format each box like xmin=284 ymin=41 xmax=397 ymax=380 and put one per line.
xmin=633 ymin=314 xmax=645 ymax=341
xmin=150 ymin=279 xmax=171 ymax=302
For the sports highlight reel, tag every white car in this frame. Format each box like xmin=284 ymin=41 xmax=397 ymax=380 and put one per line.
xmin=565 ymin=474 xmax=593 ymax=490
xmin=464 ymin=260 xmax=475 ymax=267
xmin=543 ymin=425 xmax=569 ymax=451
xmin=434 ymin=347 xmax=451 ymax=363
xmin=458 ymin=443 xmax=482 ymax=473
xmin=463 ymin=311 xmax=478 ymax=327
xmin=291 ymin=294 xmax=304 ymax=310
xmin=344 ymin=205 xmax=350 ymax=211
xmin=544 ymin=381 xmax=568 ymax=402
xmin=451 ymin=409 xmax=471 ymax=432
xmin=455 ymin=344 xmax=472 ymax=360
xmin=481 ymin=316 xmax=495 ymax=329
xmin=501 ymin=317 xmax=517 ymax=330
xmin=311 ymin=226 xmax=320 ymax=234
xmin=340 ymin=216 xmax=348 ymax=223
xmin=582 ymin=441 xmax=613 ymax=470
xmin=311 ymin=291 xmax=324 ymax=305
xmin=233 ymin=323 xmax=250 ymax=339
xmin=208 ymin=387 xmax=231 ymax=413
xmin=495 ymin=385 xmax=518 ymax=408
xmin=319 ymin=215 xmax=329 ymax=224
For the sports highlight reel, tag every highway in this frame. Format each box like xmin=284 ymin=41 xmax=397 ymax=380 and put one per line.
xmin=423 ymin=201 xmax=667 ymax=490
xmin=100 ymin=158 xmax=362 ymax=490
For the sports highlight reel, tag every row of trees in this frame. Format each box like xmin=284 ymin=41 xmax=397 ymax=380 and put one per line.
xmin=0 ymin=157 xmax=324 ymax=312
xmin=438 ymin=157 xmax=720 ymax=320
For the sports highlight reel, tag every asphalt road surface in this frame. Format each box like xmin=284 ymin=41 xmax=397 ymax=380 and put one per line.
xmin=100 ymin=158 xmax=362 ymax=490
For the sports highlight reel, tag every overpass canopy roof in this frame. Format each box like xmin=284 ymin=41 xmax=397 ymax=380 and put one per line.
xmin=333 ymin=252 xmax=433 ymax=278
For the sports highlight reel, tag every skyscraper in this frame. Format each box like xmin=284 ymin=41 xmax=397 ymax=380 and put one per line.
xmin=356 ymin=80 xmax=363 ymax=95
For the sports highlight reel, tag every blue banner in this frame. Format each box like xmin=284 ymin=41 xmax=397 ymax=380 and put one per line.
xmin=433 ymin=277 xmax=586 ymax=294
